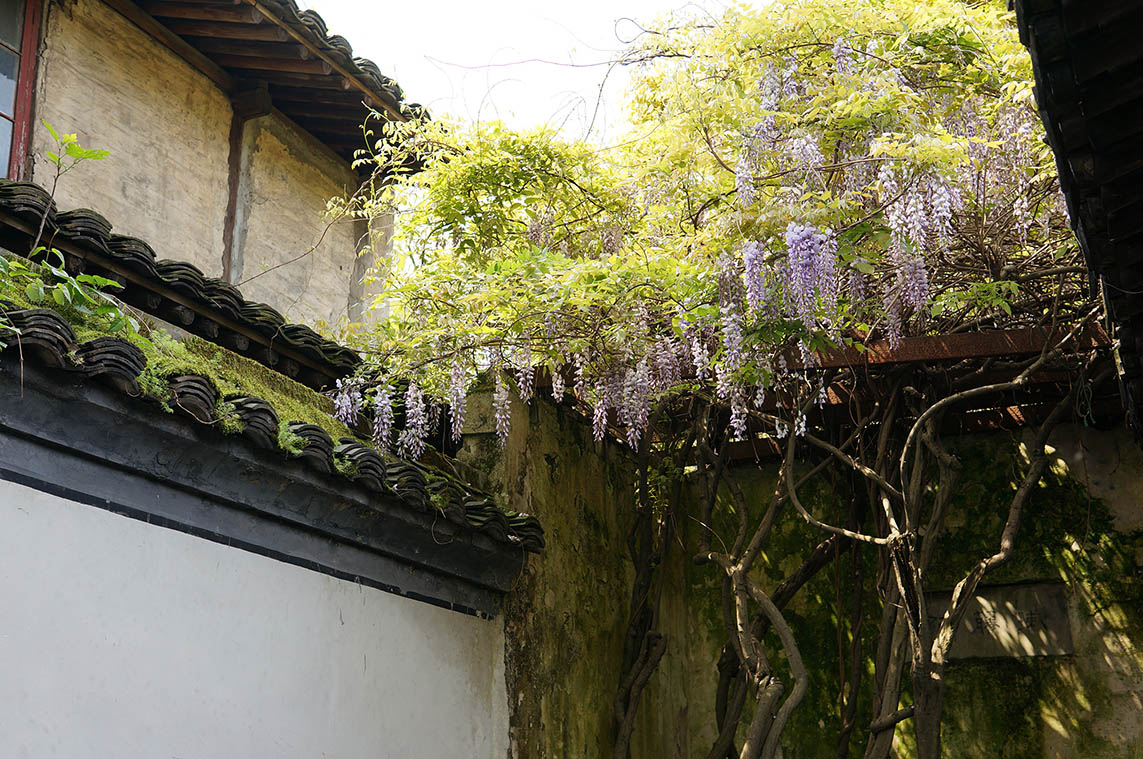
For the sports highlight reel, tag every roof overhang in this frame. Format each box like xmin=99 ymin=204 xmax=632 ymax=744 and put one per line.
xmin=1014 ymin=0 xmax=1143 ymax=438
xmin=100 ymin=0 xmax=424 ymax=165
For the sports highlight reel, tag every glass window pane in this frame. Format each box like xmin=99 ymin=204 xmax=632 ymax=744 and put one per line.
xmin=0 ymin=117 xmax=14 ymax=178
xmin=0 ymin=45 xmax=16 ymax=115
xmin=0 ymin=0 xmax=20 ymax=50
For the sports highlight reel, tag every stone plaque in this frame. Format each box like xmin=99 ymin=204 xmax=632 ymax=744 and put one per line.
xmin=926 ymin=582 xmax=1073 ymax=659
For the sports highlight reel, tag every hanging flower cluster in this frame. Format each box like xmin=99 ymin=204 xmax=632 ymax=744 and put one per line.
xmin=332 ymin=378 xmax=362 ymax=427
xmin=398 ymin=382 xmax=428 ymax=459
xmin=371 ymin=384 xmax=394 ymax=451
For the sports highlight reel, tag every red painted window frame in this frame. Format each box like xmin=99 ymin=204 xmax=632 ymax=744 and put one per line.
xmin=8 ymin=0 xmax=42 ymax=179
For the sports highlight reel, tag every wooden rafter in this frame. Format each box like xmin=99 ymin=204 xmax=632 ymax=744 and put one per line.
xmin=163 ymin=17 xmax=288 ymax=41
xmin=237 ymin=0 xmax=405 ymax=121
xmin=143 ymin=1 xmax=260 ymax=23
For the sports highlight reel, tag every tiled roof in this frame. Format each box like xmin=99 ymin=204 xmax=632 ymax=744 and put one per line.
xmin=1014 ymin=0 xmax=1143 ymax=438
xmin=0 ymin=300 xmax=544 ymax=554
xmin=0 ymin=178 xmax=358 ymax=391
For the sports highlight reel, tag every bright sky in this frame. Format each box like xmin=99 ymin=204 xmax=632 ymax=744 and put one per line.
xmin=296 ymin=0 xmax=735 ymax=141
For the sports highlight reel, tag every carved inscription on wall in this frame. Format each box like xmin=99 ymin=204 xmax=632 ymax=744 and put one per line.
xmin=926 ymin=582 xmax=1073 ymax=659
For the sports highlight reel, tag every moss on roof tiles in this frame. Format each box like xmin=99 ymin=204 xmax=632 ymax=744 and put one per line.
xmin=140 ymin=331 xmax=353 ymax=443
xmin=0 ymin=254 xmax=351 ymax=443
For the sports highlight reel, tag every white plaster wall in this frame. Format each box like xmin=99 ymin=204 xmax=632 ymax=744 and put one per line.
xmin=0 ymin=480 xmax=509 ymax=759
xmin=235 ymin=113 xmax=362 ymax=326
xmin=31 ymin=0 xmax=233 ymax=276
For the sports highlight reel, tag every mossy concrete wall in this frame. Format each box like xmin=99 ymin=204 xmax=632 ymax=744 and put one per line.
xmin=459 ymin=391 xmax=709 ymax=759
xmin=470 ymin=400 xmax=1143 ymax=759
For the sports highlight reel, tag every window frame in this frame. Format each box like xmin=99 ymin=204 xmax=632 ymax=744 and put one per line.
xmin=7 ymin=0 xmax=41 ymax=179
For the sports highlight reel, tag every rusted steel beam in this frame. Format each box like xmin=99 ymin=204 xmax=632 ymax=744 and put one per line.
xmin=809 ymin=325 xmax=1109 ymax=370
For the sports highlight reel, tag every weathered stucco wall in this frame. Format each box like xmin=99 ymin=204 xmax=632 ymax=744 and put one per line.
xmin=231 ymin=112 xmax=365 ymax=326
xmin=32 ymin=0 xmax=232 ymax=276
xmin=0 ymin=478 xmax=509 ymax=758
xmin=29 ymin=1 xmax=380 ymax=326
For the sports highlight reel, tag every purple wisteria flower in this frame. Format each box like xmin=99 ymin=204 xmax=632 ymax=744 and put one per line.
xmin=729 ymin=388 xmax=748 ymax=439
xmin=649 ymin=338 xmax=682 ymax=392
xmin=1012 ymin=194 xmax=1030 ymax=242
xmin=848 ymin=266 xmax=867 ymax=303
xmin=884 ymin=296 xmax=903 ymax=350
xmin=678 ymin=307 xmax=710 ymax=380
xmin=786 ymin=133 xmax=823 ymax=178
xmin=550 ymin=363 xmax=565 ymax=400
xmin=493 ymin=373 xmax=512 ymax=448
xmin=833 ymin=37 xmax=853 ymax=76
xmin=899 ymin=255 xmax=929 ymax=311
xmin=742 ymin=240 xmax=769 ymax=312
xmin=332 ymin=378 xmax=361 ymax=427
xmin=785 ymin=222 xmax=838 ymax=328
xmin=736 ymin=154 xmax=756 ymax=206
xmin=398 ymin=381 xmax=428 ymax=460
xmin=601 ymin=225 xmax=623 ymax=255
xmin=574 ymin=350 xmax=589 ymax=399
xmin=619 ymin=359 xmax=652 ymax=448
xmin=371 ymin=384 xmax=393 ymax=451
xmin=515 ymin=347 xmax=535 ymax=405
xmin=448 ymin=358 xmax=468 ymax=443
xmin=719 ymin=258 xmax=747 ymax=377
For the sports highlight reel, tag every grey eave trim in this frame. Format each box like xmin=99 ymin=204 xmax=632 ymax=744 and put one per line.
xmin=0 ymin=358 xmax=523 ymax=618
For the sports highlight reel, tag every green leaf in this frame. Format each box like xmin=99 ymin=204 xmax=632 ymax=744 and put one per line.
xmin=41 ymin=120 xmax=59 ymax=142
xmin=25 ymin=281 xmax=43 ymax=303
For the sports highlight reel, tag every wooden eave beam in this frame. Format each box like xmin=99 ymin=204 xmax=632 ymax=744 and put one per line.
xmin=237 ymin=0 xmax=406 ymax=122
xmin=212 ymin=53 xmax=332 ymax=75
xmin=249 ymin=71 xmax=347 ymax=89
xmin=164 ymin=17 xmax=288 ymax=41
xmin=101 ymin=0 xmax=235 ymax=92
xmin=143 ymin=1 xmax=260 ymax=23
xmin=277 ymin=103 xmax=369 ymax=120
xmin=189 ymin=37 xmax=314 ymax=59
xmin=267 ymin=85 xmax=366 ymax=105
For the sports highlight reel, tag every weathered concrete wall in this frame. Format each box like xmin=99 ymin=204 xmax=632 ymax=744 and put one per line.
xmin=32 ymin=0 xmax=231 ymax=276
xmin=231 ymin=112 xmax=366 ymax=326
xmin=472 ymin=401 xmax=1143 ymax=759
xmin=459 ymin=390 xmax=653 ymax=758
xmin=678 ymin=428 xmax=1143 ymax=759
xmin=0 ymin=478 xmax=510 ymax=758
